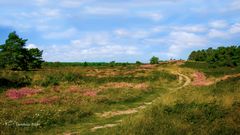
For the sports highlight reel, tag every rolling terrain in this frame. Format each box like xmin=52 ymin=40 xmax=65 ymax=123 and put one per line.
xmin=0 ymin=61 xmax=240 ymax=135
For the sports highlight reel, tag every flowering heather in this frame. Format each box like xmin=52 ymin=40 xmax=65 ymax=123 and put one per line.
xmin=39 ymin=96 xmax=59 ymax=104
xmin=6 ymin=87 xmax=41 ymax=100
xmin=83 ymin=91 xmax=97 ymax=97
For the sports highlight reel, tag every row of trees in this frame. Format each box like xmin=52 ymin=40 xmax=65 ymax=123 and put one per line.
xmin=188 ymin=46 xmax=240 ymax=67
xmin=0 ymin=32 xmax=43 ymax=70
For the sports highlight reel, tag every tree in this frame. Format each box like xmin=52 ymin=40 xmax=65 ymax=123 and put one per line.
xmin=0 ymin=31 xmax=44 ymax=70
xmin=150 ymin=56 xmax=159 ymax=64
xmin=188 ymin=46 xmax=240 ymax=67
xmin=136 ymin=61 xmax=142 ymax=65
xmin=28 ymin=48 xmax=44 ymax=69
xmin=110 ymin=61 xmax=115 ymax=67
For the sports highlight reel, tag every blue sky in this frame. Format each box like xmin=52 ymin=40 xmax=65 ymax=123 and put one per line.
xmin=0 ymin=0 xmax=240 ymax=62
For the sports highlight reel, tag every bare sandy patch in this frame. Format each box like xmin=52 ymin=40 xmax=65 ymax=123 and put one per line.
xmin=96 ymin=105 xmax=146 ymax=118
xmin=101 ymin=82 xmax=148 ymax=90
xmin=140 ymin=64 xmax=156 ymax=69
xmin=68 ymin=86 xmax=81 ymax=93
xmin=191 ymin=72 xmax=213 ymax=86
xmin=91 ymin=124 xmax=118 ymax=132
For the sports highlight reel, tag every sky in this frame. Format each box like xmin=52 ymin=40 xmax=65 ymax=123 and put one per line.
xmin=0 ymin=0 xmax=240 ymax=62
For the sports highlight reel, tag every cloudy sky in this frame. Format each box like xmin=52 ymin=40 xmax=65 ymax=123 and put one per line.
xmin=0 ymin=0 xmax=240 ymax=62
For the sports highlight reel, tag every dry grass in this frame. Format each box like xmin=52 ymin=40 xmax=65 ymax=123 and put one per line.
xmin=101 ymin=82 xmax=149 ymax=90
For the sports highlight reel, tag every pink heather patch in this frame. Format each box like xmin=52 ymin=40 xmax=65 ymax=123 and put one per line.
xmin=83 ymin=91 xmax=97 ymax=97
xmin=192 ymin=72 xmax=213 ymax=86
xmin=6 ymin=87 xmax=41 ymax=100
xmin=39 ymin=96 xmax=59 ymax=104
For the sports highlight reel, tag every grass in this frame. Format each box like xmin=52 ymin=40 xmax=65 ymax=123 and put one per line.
xmin=1 ymin=61 xmax=239 ymax=135
xmin=104 ymin=72 xmax=240 ymax=135
xmin=182 ymin=61 xmax=240 ymax=77
xmin=0 ymin=63 xmax=177 ymax=135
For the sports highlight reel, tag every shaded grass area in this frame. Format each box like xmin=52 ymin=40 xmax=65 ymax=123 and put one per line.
xmin=0 ymin=65 xmax=177 ymax=134
xmin=182 ymin=61 xmax=240 ymax=77
xmin=0 ymin=71 xmax=32 ymax=93
xmin=104 ymin=76 xmax=240 ymax=135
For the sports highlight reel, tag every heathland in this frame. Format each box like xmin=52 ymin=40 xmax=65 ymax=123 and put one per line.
xmin=1 ymin=60 xmax=240 ymax=135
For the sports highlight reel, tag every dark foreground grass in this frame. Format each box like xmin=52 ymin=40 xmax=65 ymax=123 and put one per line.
xmin=104 ymin=76 xmax=240 ymax=135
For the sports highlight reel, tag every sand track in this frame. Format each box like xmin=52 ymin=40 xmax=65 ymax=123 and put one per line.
xmin=90 ymin=71 xmax=191 ymax=132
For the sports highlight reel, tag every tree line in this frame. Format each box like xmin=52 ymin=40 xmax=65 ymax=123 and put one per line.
xmin=0 ymin=32 xmax=43 ymax=70
xmin=188 ymin=46 xmax=240 ymax=67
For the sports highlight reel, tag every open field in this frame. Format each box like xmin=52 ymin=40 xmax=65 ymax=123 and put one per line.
xmin=0 ymin=61 xmax=240 ymax=135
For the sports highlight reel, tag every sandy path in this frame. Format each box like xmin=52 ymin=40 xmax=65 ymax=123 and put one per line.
xmin=90 ymin=72 xmax=240 ymax=132
xmin=90 ymin=72 xmax=191 ymax=132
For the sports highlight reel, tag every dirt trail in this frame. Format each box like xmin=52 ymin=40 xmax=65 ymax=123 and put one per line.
xmin=174 ymin=73 xmax=191 ymax=90
xmin=67 ymin=70 xmax=240 ymax=134
xmin=216 ymin=73 xmax=240 ymax=82
xmin=91 ymin=124 xmax=118 ymax=132
xmin=90 ymin=71 xmax=191 ymax=132
xmin=96 ymin=105 xmax=146 ymax=118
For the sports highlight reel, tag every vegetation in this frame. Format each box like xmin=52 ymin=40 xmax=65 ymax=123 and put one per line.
xmin=188 ymin=46 xmax=240 ymax=67
xmin=150 ymin=56 xmax=159 ymax=64
xmin=0 ymin=32 xmax=240 ymax=135
xmin=136 ymin=61 xmax=142 ymax=65
xmin=42 ymin=62 xmax=131 ymax=67
xmin=0 ymin=32 xmax=43 ymax=70
xmin=105 ymin=67 xmax=240 ymax=135
xmin=182 ymin=61 xmax=240 ymax=77
xmin=0 ymin=63 xmax=178 ymax=134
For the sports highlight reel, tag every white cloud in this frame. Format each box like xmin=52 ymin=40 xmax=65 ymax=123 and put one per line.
xmin=207 ymin=22 xmax=240 ymax=38
xmin=164 ymin=31 xmax=207 ymax=58
xmin=43 ymin=44 xmax=139 ymax=62
xmin=139 ymin=12 xmax=163 ymax=21
xmin=41 ymin=32 xmax=141 ymax=62
xmin=172 ymin=25 xmax=207 ymax=33
xmin=229 ymin=23 xmax=240 ymax=34
xmin=170 ymin=31 xmax=207 ymax=47
xmin=70 ymin=33 xmax=109 ymax=48
xmin=35 ymin=0 xmax=48 ymax=6
xmin=209 ymin=20 xmax=228 ymax=29
xmin=81 ymin=45 xmax=138 ymax=56
xmin=43 ymin=9 xmax=61 ymax=17
xmin=59 ymin=0 xmax=90 ymax=8
xmin=208 ymin=29 xmax=228 ymax=38
xmin=114 ymin=29 xmax=150 ymax=39
xmin=83 ymin=7 xmax=126 ymax=15
xmin=17 ymin=9 xmax=61 ymax=18
xmin=26 ymin=44 xmax=37 ymax=49
xmin=230 ymin=0 xmax=240 ymax=10
xmin=114 ymin=29 xmax=129 ymax=37
xmin=43 ymin=28 xmax=78 ymax=39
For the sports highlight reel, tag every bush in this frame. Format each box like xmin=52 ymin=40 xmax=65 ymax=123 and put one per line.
xmin=136 ymin=61 xmax=142 ymax=65
xmin=150 ymin=56 xmax=159 ymax=64
xmin=40 ymin=75 xmax=60 ymax=87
